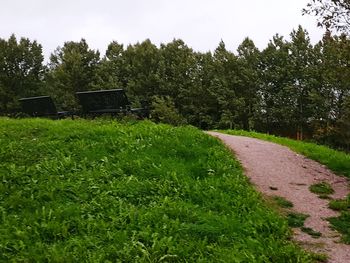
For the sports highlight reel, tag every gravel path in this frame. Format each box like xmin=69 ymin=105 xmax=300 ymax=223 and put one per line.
xmin=207 ymin=132 xmax=350 ymax=263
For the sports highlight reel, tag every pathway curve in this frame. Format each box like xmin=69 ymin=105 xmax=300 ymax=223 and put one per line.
xmin=207 ymin=132 xmax=350 ymax=263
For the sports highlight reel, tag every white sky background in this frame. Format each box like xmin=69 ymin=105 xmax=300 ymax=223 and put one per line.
xmin=0 ymin=0 xmax=324 ymax=60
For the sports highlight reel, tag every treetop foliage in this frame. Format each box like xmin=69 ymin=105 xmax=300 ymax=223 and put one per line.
xmin=0 ymin=28 xmax=349 ymax=151
xmin=303 ymin=0 xmax=350 ymax=34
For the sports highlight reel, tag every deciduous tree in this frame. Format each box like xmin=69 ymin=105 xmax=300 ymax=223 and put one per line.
xmin=0 ymin=34 xmax=44 ymax=113
xmin=303 ymin=0 xmax=350 ymax=34
xmin=46 ymin=39 xmax=100 ymax=110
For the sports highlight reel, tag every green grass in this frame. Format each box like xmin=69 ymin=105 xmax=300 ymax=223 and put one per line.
xmin=273 ymin=196 xmax=294 ymax=208
xmin=328 ymin=212 xmax=350 ymax=244
xmin=301 ymin=227 xmax=322 ymax=238
xmin=329 ymin=199 xmax=350 ymax=211
xmin=309 ymin=182 xmax=334 ymax=195
xmin=0 ymin=118 xmax=313 ymax=262
xmin=287 ymin=213 xmax=309 ymax=228
xmin=309 ymin=253 xmax=328 ymax=262
xmin=328 ymin=197 xmax=350 ymax=244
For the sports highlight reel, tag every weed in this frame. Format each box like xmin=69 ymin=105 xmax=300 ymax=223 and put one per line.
xmin=309 ymin=182 xmax=334 ymax=195
xmin=301 ymin=227 xmax=322 ymax=238
xmin=309 ymin=252 xmax=328 ymax=262
xmin=318 ymin=194 xmax=332 ymax=200
xmin=273 ymin=196 xmax=294 ymax=208
xmin=329 ymin=199 xmax=350 ymax=211
xmin=287 ymin=213 xmax=309 ymax=227
xmin=328 ymin=212 xmax=350 ymax=244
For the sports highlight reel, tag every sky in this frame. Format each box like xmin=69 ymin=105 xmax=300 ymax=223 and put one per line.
xmin=0 ymin=0 xmax=324 ymax=60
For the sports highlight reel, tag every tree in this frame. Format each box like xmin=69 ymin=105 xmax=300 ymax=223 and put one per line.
xmin=150 ymin=96 xmax=187 ymax=126
xmin=289 ymin=26 xmax=317 ymax=139
xmin=122 ymin=39 xmax=161 ymax=104
xmin=46 ymin=39 xmax=100 ymax=110
xmin=259 ymin=34 xmax=295 ymax=135
xmin=303 ymin=0 xmax=350 ymax=34
xmin=0 ymin=34 xmax=45 ymax=113
xmin=93 ymin=41 xmax=125 ymax=90
xmin=312 ymin=33 xmax=350 ymax=148
xmin=185 ymin=51 xmax=217 ymax=128
xmin=338 ymin=96 xmax=350 ymax=150
xmin=236 ymin=38 xmax=261 ymax=130
xmin=211 ymin=41 xmax=239 ymax=129
xmin=158 ymin=39 xmax=197 ymax=109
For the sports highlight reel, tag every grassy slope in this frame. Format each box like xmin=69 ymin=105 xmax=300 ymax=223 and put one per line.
xmin=0 ymin=118 xmax=312 ymax=262
xmin=219 ymin=130 xmax=350 ymax=178
xmin=220 ymin=129 xmax=350 ymax=244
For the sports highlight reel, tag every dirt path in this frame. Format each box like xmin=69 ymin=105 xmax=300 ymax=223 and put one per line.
xmin=207 ymin=132 xmax=350 ymax=263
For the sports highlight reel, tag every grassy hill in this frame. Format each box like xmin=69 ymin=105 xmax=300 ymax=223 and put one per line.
xmin=0 ymin=118 xmax=313 ymax=262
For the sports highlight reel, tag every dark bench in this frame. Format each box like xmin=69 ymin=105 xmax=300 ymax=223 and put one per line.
xmin=18 ymin=96 xmax=71 ymax=118
xmin=76 ymin=89 xmax=148 ymax=118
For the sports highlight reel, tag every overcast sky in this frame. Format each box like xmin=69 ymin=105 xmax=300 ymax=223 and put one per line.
xmin=0 ymin=0 xmax=324 ymax=60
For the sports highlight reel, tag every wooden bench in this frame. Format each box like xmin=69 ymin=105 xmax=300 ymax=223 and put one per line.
xmin=75 ymin=89 xmax=148 ymax=118
xmin=18 ymin=96 xmax=71 ymax=119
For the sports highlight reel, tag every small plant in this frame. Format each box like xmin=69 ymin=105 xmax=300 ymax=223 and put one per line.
xmin=287 ymin=213 xmax=309 ymax=227
xmin=273 ymin=196 xmax=294 ymax=208
xmin=309 ymin=182 xmax=334 ymax=195
xmin=318 ymin=194 xmax=332 ymax=199
xmin=329 ymin=199 xmax=350 ymax=211
xmin=309 ymin=252 xmax=328 ymax=262
xmin=301 ymin=227 xmax=322 ymax=238
xmin=328 ymin=212 xmax=350 ymax=244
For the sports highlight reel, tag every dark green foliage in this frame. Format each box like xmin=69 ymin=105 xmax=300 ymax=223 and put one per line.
xmin=329 ymin=199 xmax=350 ymax=211
xmin=287 ymin=213 xmax=309 ymax=227
xmin=309 ymin=182 xmax=334 ymax=195
xmin=328 ymin=212 xmax=350 ymax=244
xmin=318 ymin=194 xmax=332 ymax=199
xmin=0 ymin=118 xmax=312 ymax=262
xmin=46 ymin=39 xmax=100 ymax=111
xmin=273 ymin=196 xmax=294 ymax=208
xmin=0 ymin=34 xmax=45 ymax=113
xmin=309 ymin=252 xmax=328 ymax=262
xmin=328 ymin=197 xmax=350 ymax=244
xmin=1 ymin=28 xmax=350 ymax=150
xmin=150 ymin=96 xmax=187 ymax=126
xmin=301 ymin=227 xmax=322 ymax=238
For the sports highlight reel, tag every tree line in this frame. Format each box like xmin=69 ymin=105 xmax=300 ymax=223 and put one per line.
xmin=0 ymin=26 xmax=349 ymax=150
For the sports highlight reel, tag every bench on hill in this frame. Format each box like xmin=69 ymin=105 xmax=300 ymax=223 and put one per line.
xmin=18 ymin=96 xmax=71 ymax=119
xmin=75 ymin=89 xmax=149 ymax=118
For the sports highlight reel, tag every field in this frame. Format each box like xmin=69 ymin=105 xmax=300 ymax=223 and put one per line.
xmin=0 ymin=118 xmax=312 ymax=262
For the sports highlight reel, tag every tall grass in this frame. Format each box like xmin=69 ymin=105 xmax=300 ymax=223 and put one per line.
xmin=0 ymin=118 xmax=312 ymax=262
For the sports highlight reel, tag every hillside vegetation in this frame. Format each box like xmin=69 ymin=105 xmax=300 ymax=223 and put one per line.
xmin=0 ymin=118 xmax=313 ymax=262
xmin=1 ymin=29 xmax=350 ymax=151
